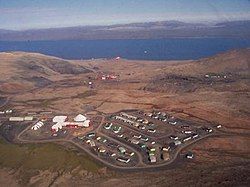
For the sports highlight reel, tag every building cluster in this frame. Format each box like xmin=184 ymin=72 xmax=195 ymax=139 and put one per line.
xmin=113 ymin=112 xmax=156 ymax=133
xmin=2 ymin=109 xmax=34 ymax=122
xmin=100 ymin=74 xmax=118 ymax=80
xmin=51 ymin=114 xmax=90 ymax=132
xmin=0 ymin=109 xmax=13 ymax=115
xmin=31 ymin=121 xmax=44 ymax=130
xmin=78 ymin=132 xmax=134 ymax=165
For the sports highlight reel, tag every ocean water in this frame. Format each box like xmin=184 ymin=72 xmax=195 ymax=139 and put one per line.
xmin=0 ymin=38 xmax=249 ymax=60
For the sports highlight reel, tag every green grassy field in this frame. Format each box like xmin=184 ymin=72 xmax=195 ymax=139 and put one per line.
xmin=0 ymin=138 xmax=101 ymax=172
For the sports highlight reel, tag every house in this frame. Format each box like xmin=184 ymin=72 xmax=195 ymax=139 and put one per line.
xmin=169 ymin=121 xmax=177 ymax=125
xmin=118 ymin=146 xmax=126 ymax=154
xmin=149 ymin=155 xmax=157 ymax=163
xmin=133 ymin=134 xmax=141 ymax=139
xmin=117 ymin=157 xmax=130 ymax=163
xmin=97 ymin=146 xmax=106 ymax=153
xmin=147 ymin=129 xmax=156 ymax=133
xmin=130 ymin=139 xmax=139 ymax=145
xmin=104 ymin=122 xmax=113 ymax=130
xmin=174 ymin=140 xmax=182 ymax=145
xmin=183 ymin=136 xmax=192 ymax=142
xmin=216 ymin=124 xmax=222 ymax=128
xmin=138 ymin=143 xmax=147 ymax=149
xmin=203 ymin=127 xmax=213 ymax=133
xmin=86 ymin=139 xmax=95 ymax=147
xmin=5 ymin=110 xmax=13 ymax=114
xmin=146 ymin=113 xmax=153 ymax=117
xmin=96 ymin=136 xmax=107 ymax=143
xmin=162 ymin=147 xmax=170 ymax=151
xmin=192 ymin=133 xmax=199 ymax=139
xmin=169 ymin=135 xmax=179 ymax=140
xmin=112 ymin=125 xmax=122 ymax=133
xmin=140 ymin=136 xmax=149 ymax=142
xmin=126 ymin=152 xmax=135 ymax=157
xmin=162 ymin=150 xmax=170 ymax=161
xmin=185 ymin=152 xmax=194 ymax=159
xmin=86 ymin=132 xmax=95 ymax=138
xmin=182 ymin=130 xmax=193 ymax=134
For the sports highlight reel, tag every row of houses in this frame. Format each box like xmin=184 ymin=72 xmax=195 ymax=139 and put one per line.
xmin=113 ymin=115 xmax=140 ymax=128
xmin=120 ymin=112 xmax=137 ymax=120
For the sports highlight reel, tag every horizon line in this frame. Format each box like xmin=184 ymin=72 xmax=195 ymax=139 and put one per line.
xmin=1 ymin=18 xmax=250 ymax=32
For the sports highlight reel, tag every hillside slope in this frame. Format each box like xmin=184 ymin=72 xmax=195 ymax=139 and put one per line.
xmin=0 ymin=52 xmax=91 ymax=93
xmin=145 ymin=48 xmax=250 ymax=93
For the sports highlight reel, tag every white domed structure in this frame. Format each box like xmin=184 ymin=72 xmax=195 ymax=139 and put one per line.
xmin=74 ymin=114 xmax=87 ymax=122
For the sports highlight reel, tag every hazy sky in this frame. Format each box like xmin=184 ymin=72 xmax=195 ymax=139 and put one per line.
xmin=0 ymin=0 xmax=249 ymax=30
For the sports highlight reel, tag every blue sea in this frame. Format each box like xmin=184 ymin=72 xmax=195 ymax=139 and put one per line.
xmin=0 ymin=38 xmax=249 ymax=60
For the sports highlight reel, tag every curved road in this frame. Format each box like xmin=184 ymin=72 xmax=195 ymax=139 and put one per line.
xmin=15 ymin=114 xmax=226 ymax=171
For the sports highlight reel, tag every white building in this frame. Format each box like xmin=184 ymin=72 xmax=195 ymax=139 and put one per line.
xmin=51 ymin=114 xmax=90 ymax=132
xmin=24 ymin=116 xmax=34 ymax=121
xmin=31 ymin=121 xmax=44 ymax=130
xmin=74 ymin=114 xmax=87 ymax=122
xmin=52 ymin=116 xmax=68 ymax=123
xmin=9 ymin=117 xmax=24 ymax=122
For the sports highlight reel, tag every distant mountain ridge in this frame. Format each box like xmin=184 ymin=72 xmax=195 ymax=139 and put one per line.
xmin=0 ymin=20 xmax=249 ymax=41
